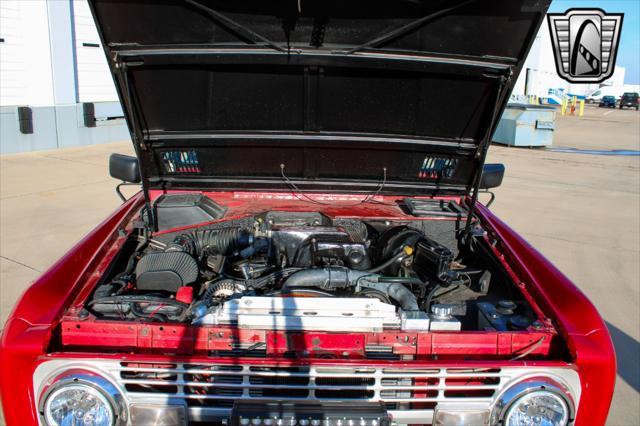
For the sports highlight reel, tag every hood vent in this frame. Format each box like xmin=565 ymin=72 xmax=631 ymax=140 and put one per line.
xmin=418 ymin=156 xmax=458 ymax=180
xmin=162 ymin=150 xmax=201 ymax=174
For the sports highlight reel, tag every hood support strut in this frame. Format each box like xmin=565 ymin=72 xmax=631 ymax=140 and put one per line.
xmin=115 ymin=60 xmax=156 ymax=230
xmin=463 ymin=73 xmax=510 ymax=242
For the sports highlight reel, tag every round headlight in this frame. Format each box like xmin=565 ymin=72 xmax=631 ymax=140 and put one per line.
xmin=39 ymin=369 xmax=126 ymax=426
xmin=44 ymin=383 xmax=114 ymax=426
xmin=504 ymin=390 xmax=569 ymax=426
xmin=492 ymin=377 xmax=574 ymax=426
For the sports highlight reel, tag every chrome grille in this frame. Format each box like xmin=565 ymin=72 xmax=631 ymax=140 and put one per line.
xmin=115 ymin=363 xmax=503 ymax=405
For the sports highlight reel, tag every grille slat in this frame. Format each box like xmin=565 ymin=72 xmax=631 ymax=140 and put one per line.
xmin=125 ymin=391 xmax=494 ymax=404
xmin=116 ymin=363 xmax=502 ymax=406
xmin=118 ymin=366 xmax=504 ymax=378
xmin=119 ymin=379 xmax=499 ymax=391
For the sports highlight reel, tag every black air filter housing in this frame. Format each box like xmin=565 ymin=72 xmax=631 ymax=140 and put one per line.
xmin=135 ymin=251 xmax=199 ymax=293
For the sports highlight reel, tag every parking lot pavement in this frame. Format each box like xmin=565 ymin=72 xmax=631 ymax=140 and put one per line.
xmin=0 ymin=105 xmax=638 ymax=424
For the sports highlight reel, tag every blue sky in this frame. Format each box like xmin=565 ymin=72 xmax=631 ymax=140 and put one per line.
xmin=548 ymin=0 xmax=640 ymax=84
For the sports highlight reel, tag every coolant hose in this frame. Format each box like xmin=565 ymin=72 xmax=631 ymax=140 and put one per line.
xmin=282 ymin=267 xmax=420 ymax=311
xmin=282 ymin=267 xmax=373 ymax=290
xmin=384 ymin=282 xmax=420 ymax=311
xmin=168 ymin=227 xmax=252 ymax=257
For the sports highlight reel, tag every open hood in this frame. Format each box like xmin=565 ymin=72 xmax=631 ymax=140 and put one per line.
xmin=90 ymin=0 xmax=549 ymax=195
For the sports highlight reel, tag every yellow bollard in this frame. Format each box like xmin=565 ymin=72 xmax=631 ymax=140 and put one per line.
xmin=579 ymin=100 xmax=585 ymax=116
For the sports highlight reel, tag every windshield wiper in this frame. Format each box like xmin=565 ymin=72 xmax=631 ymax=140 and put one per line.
xmin=185 ymin=0 xmax=288 ymax=53
xmin=339 ymin=0 xmax=479 ymax=55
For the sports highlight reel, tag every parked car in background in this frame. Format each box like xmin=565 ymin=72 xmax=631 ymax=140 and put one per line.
xmin=599 ymin=96 xmax=617 ymax=108
xmin=586 ymin=87 xmax=620 ymax=103
xmin=0 ymin=1 xmax=616 ymax=425
xmin=586 ymin=91 xmax=603 ymax=104
xmin=586 ymin=85 xmax=640 ymax=104
xmin=619 ymin=92 xmax=639 ymax=110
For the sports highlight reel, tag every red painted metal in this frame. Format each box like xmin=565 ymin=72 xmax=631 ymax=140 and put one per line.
xmin=0 ymin=190 xmax=615 ymax=426
xmin=150 ymin=190 xmax=463 ymax=236
xmin=175 ymin=286 xmax=194 ymax=304
xmin=59 ymin=319 xmax=554 ymax=359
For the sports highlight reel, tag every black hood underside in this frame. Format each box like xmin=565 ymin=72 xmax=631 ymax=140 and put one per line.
xmin=89 ymin=0 xmax=550 ymax=195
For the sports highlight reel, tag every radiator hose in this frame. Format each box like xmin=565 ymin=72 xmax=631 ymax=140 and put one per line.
xmin=282 ymin=267 xmax=420 ymax=311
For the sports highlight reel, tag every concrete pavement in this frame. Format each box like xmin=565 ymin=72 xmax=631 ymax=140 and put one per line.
xmin=0 ymin=105 xmax=638 ymax=424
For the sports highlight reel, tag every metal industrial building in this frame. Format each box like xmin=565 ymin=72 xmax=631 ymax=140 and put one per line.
xmin=0 ymin=0 xmax=128 ymax=154
xmin=0 ymin=1 xmax=634 ymax=153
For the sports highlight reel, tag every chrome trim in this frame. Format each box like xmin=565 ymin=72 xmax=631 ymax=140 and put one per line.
xmin=37 ymin=368 xmax=128 ymax=426
xmin=490 ymin=376 xmax=576 ymax=426
xmin=34 ymin=360 xmax=581 ymax=426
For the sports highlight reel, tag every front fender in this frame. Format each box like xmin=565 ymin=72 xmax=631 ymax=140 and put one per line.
xmin=0 ymin=193 xmax=143 ymax=426
xmin=476 ymin=203 xmax=616 ymax=426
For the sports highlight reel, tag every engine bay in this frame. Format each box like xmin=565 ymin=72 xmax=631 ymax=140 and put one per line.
xmin=83 ymin=194 xmax=542 ymax=339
